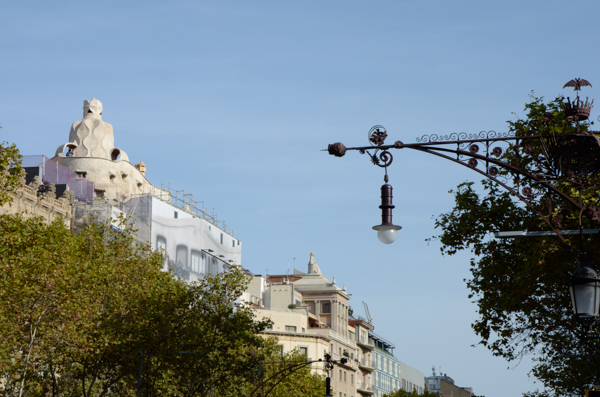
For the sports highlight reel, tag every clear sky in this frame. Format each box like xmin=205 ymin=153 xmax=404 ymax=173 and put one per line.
xmin=3 ymin=1 xmax=600 ymax=396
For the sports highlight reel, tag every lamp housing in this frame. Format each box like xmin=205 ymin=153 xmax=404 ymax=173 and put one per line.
xmin=372 ymin=183 xmax=401 ymax=244
xmin=568 ymin=256 xmax=600 ymax=319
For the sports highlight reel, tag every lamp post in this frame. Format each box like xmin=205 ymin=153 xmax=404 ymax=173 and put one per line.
xmin=326 ymin=79 xmax=600 ymax=389
xmin=327 ymin=81 xmax=600 ymax=250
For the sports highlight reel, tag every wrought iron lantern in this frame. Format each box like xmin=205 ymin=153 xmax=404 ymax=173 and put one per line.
xmin=568 ymin=254 xmax=600 ymax=319
xmin=372 ymin=183 xmax=402 ymax=244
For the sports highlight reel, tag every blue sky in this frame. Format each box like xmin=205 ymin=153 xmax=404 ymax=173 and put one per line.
xmin=3 ymin=1 xmax=600 ymax=395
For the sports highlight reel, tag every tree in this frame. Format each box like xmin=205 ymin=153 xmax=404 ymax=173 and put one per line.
xmin=0 ymin=139 xmax=24 ymax=205
xmin=382 ymin=388 xmax=439 ymax=397
xmin=0 ymin=212 xmax=272 ymax=397
xmin=433 ymin=95 xmax=600 ymax=396
xmin=0 ymin=214 xmax=183 ymax=396
xmin=153 ymin=265 xmax=271 ymax=397
xmin=234 ymin=337 xmax=326 ymax=397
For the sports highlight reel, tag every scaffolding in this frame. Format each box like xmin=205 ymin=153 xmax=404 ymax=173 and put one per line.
xmin=155 ymin=183 xmax=234 ymax=236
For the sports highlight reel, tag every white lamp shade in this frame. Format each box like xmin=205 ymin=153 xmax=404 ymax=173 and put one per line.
xmin=373 ymin=224 xmax=402 ymax=245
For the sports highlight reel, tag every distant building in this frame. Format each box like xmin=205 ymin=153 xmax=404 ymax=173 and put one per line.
xmin=370 ymin=331 xmax=424 ymax=396
xmin=0 ymin=171 xmax=73 ymax=228
xmin=349 ymin=317 xmax=375 ymax=396
xmin=248 ymin=253 xmax=360 ymax=397
xmin=425 ymin=368 xmax=473 ymax=397
xmin=6 ymin=98 xmax=239 ymax=280
xmin=246 ymin=252 xmax=430 ymax=397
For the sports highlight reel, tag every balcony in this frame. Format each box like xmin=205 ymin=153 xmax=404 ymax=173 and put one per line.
xmin=356 ymin=339 xmax=374 ymax=351
xmin=356 ymin=382 xmax=375 ymax=395
xmin=358 ymin=359 xmax=375 ymax=372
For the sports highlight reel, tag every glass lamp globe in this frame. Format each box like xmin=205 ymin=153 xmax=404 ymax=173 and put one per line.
xmin=568 ymin=261 xmax=600 ymax=319
xmin=372 ymin=224 xmax=402 ymax=244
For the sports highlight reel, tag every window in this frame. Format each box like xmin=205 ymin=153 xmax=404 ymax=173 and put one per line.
xmin=285 ymin=325 xmax=296 ymax=332
xmin=321 ymin=302 xmax=331 ymax=314
xmin=174 ymin=211 xmax=178 ymax=218
xmin=299 ymin=347 xmax=308 ymax=356
xmin=232 ymin=239 xmax=235 ymax=247
xmin=191 ymin=250 xmax=204 ymax=273
xmin=220 ymin=233 xmax=223 ymax=244
xmin=351 ymin=374 xmax=353 ymax=385
xmin=339 ymin=369 xmax=342 ymax=379
xmin=344 ymin=371 xmax=347 ymax=382
xmin=176 ymin=245 xmax=188 ymax=267
xmin=156 ymin=236 xmax=167 ymax=264
xmin=210 ymin=258 xmax=218 ymax=275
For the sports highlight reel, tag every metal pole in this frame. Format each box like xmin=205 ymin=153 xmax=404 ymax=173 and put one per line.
xmin=324 ymin=376 xmax=333 ymax=396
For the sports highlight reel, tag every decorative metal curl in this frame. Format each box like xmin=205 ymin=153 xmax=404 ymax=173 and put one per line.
xmin=467 ymin=158 xmax=478 ymax=168
xmin=469 ymin=144 xmax=479 ymax=154
xmin=492 ymin=147 xmax=503 ymax=157
xmin=368 ymin=150 xmax=393 ymax=168
xmin=369 ymin=125 xmax=388 ymax=146
xmin=488 ymin=166 xmax=499 ymax=176
xmin=416 ymin=130 xmax=515 ymax=143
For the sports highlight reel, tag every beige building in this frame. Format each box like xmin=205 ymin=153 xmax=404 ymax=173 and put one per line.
xmin=425 ymin=370 xmax=474 ymax=397
xmin=349 ymin=318 xmax=375 ymax=396
xmin=0 ymin=174 xmax=73 ymax=227
xmin=249 ymin=253 xmax=360 ymax=397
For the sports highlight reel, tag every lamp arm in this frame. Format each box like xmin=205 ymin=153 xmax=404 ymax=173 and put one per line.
xmin=327 ymin=131 xmax=600 ymax=260
xmin=413 ymin=146 xmax=574 ymax=256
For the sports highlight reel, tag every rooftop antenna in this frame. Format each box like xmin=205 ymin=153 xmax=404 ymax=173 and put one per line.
xmin=432 ymin=365 xmax=436 ymax=376
xmin=362 ymin=301 xmax=373 ymax=324
xmin=293 ymin=257 xmax=296 ymax=272
xmin=286 ymin=268 xmax=290 ymax=283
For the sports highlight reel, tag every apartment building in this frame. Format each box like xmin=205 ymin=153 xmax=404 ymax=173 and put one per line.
xmin=250 ymin=253 xmax=360 ymax=397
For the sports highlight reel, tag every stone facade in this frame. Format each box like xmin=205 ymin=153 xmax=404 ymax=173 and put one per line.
xmin=250 ymin=253 xmax=360 ymax=397
xmin=0 ymin=176 xmax=73 ymax=228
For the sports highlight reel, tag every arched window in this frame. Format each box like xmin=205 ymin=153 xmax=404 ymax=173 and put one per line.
xmin=176 ymin=245 xmax=188 ymax=268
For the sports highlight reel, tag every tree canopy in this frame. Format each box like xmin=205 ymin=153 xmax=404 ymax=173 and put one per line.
xmin=0 ymin=213 xmax=276 ymax=397
xmin=433 ymin=95 xmax=600 ymax=396
xmin=0 ymin=139 xmax=24 ymax=205
xmin=0 ymin=142 xmax=325 ymax=397
xmin=382 ymin=388 xmax=439 ymax=397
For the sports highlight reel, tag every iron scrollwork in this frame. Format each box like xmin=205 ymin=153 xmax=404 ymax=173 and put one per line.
xmin=360 ymin=125 xmax=394 ymax=168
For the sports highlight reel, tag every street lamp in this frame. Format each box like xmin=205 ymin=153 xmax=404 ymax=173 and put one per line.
xmin=372 ymin=183 xmax=401 ymax=244
xmin=327 ymin=78 xmax=600 ymax=394
xmin=327 ymin=79 xmax=600 ymax=309
xmin=569 ymin=253 xmax=600 ymax=319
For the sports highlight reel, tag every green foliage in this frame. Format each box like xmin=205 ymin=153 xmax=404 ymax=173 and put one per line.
xmin=0 ymin=140 xmax=24 ymax=205
xmin=241 ymin=337 xmax=326 ymax=397
xmin=433 ymin=95 xmax=600 ymax=396
xmin=382 ymin=388 xmax=439 ymax=397
xmin=0 ymin=213 xmax=271 ymax=397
